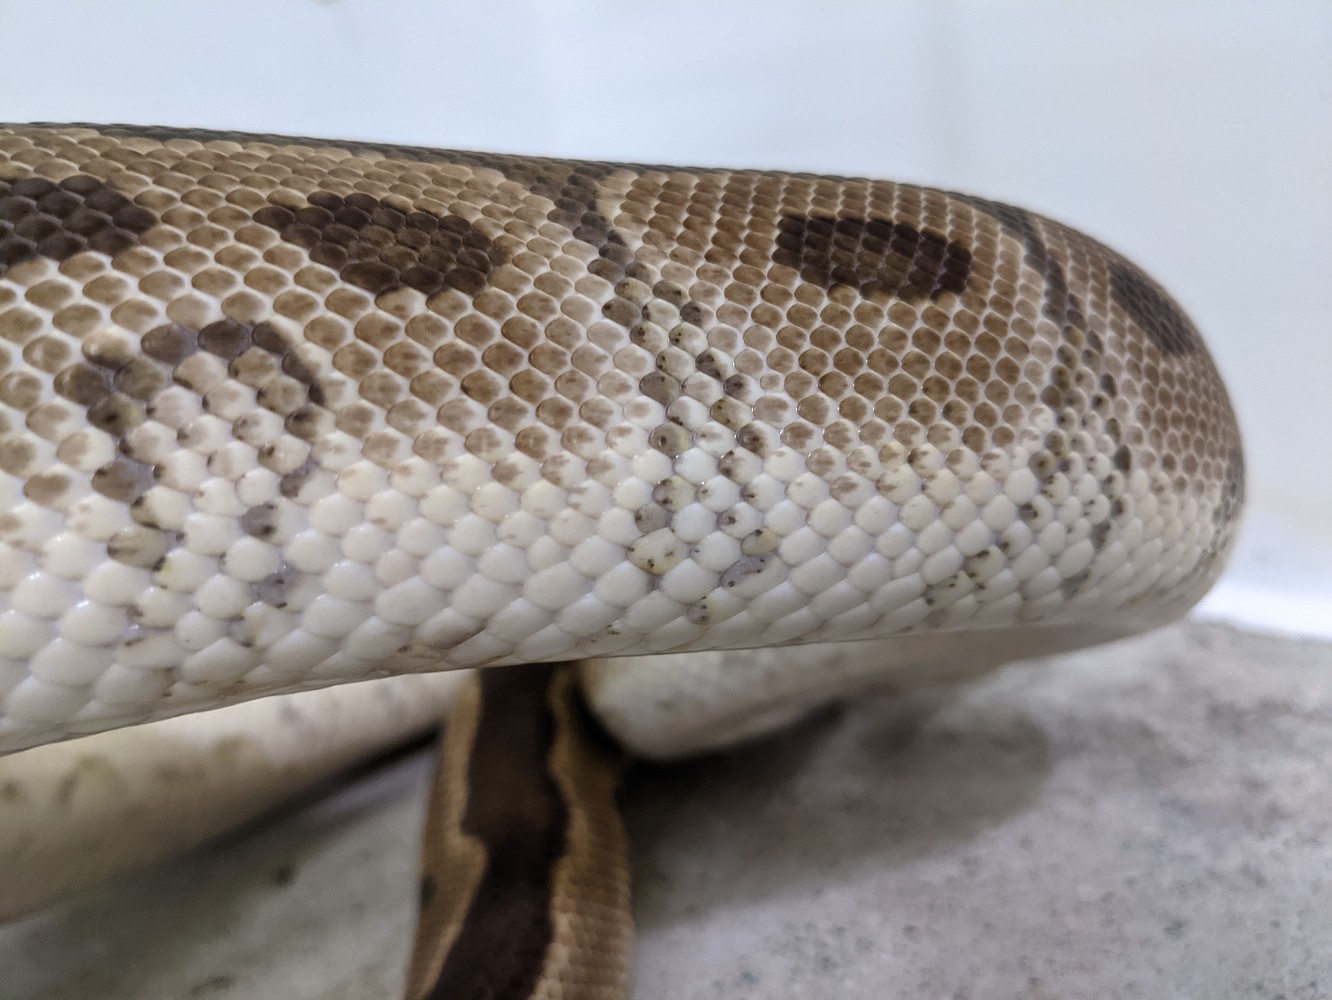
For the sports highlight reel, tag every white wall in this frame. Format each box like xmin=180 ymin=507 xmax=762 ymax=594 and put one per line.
xmin=1 ymin=0 xmax=1328 ymax=635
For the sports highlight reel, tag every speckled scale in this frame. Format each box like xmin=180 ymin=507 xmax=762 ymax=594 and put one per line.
xmin=0 ymin=124 xmax=1242 ymax=751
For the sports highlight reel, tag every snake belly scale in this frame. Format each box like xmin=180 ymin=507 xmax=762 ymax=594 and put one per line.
xmin=0 ymin=124 xmax=1242 ymax=996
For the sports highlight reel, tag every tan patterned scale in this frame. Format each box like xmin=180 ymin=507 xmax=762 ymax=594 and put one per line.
xmin=0 ymin=124 xmax=1241 ymax=755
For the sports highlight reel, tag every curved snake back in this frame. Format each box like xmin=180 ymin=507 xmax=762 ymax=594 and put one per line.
xmin=0 ymin=125 xmax=1242 ymax=752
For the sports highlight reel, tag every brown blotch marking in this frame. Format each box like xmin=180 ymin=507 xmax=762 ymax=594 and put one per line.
xmin=254 ymin=193 xmax=508 ymax=298
xmin=284 ymin=405 xmax=326 ymax=442
xmin=198 ymin=318 xmax=254 ymax=360
xmin=518 ymin=159 xmax=640 ymax=304
xmin=142 ymin=324 xmax=201 ymax=365
xmin=53 ymin=362 xmax=112 ymax=407
xmin=1108 ymin=258 xmax=1199 ymax=356
xmin=57 ymin=318 xmax=196 ymax=509
xmin=1091 ymin=519 xmax=1114 ymax=551
xmin=240 ymin=503 xmax=278 ymax=540
xmin=954 ymin=193 xmax=1133 ymax=458
xmin=282 ymin=350 xmax=322 ymax=391
xmin=24 ymin=470 xmax=72 ymax=506
xmin=256 ymin=565 xmax=296 ymax=608
xmin=955 ymin=195 xmax=1090 ymax=336
xmin=774 ymin=214 xmax=972 ymax=305
xmin=87 ymin=395 xmax=143 ymax=437
xmin=0 ymin=437 xmax=35 ymax=475
xmin=0 ymin=174 xmax=156 ymax=275
xmin=187 ymin=316 xmax=328 ymax=423
xmin=424 ymin=664 xmax=566 ymax=1000
xmin=114 ymin=357 xmax=167 ymax=400
xmin=279 ymin=457 xmax=319 ymax=500
xmin=91 ymin=456 xmax=156 ymax=503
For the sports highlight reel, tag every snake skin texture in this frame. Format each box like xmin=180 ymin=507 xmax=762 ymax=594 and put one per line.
xmin=0 ymin=124 xmax=1243 ymax=755
xmin=408 ymin=665 xmax=629 ymax=1000
xmin=0 ymin=670 xmax=465 ymax=919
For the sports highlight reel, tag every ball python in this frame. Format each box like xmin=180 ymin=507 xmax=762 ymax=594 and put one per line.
xmin=0 ymin=124 xmax=1243 ymax=997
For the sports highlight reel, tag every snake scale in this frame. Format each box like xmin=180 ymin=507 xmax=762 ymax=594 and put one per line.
xmin=0 ymin=125 xmax=1242 ymax=997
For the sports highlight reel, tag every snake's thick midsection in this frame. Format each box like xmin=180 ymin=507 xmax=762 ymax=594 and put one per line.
xmin=0 ymin=124 xmax=1242 ymax=751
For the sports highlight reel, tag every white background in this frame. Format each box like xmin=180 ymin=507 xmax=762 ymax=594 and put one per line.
xmin=1 ymin=0 xmax=1328 ymax=635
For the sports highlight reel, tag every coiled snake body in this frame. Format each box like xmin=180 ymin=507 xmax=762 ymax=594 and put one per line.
xmin=0 ymin=125 xmax=1242 ymax=997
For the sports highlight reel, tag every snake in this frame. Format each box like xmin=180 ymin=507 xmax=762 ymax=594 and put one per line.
xmin=0 ymin=124 xmax=1243 ymax=998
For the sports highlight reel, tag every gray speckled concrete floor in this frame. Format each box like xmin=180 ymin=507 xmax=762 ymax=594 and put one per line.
xmin=4 ymin=620 xmax=1331 ymax=1000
